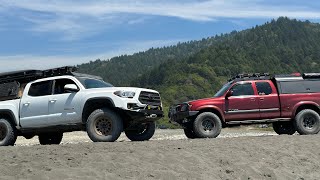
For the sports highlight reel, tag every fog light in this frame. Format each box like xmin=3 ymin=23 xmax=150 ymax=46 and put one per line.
xmin=127 ymin=103 xmax=138 ymax=110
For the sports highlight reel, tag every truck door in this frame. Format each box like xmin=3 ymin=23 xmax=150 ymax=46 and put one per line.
xmin=20 ymin=80 xmax=53 ymax=128
xmin=255 ymin=81 xmax=280 ymax=119
xmin=225 ymin=82 xmax=260 ymax=121
xmin=47 ymin=78 xmax=82 ymax=125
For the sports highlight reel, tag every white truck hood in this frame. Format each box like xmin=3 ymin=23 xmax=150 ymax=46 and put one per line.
xmin=82 ymin=87 xmax=159 ymax=94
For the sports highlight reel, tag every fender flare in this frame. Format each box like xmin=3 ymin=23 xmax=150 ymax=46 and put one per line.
xmin=0 ymin=110 xmax=18 ymax=126
xmin=81 ymin=97 xmax=116 ymax=123
xmin=292 ymin=101 xmax=320 ymax=118
xmin=195 ymin=105 xmax=225 ymax=122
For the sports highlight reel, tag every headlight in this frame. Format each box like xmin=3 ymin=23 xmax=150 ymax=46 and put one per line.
xmin=114 ymin=91 xmax=136 ymax=98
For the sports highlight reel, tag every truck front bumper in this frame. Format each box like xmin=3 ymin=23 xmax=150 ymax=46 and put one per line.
xmin=168 ymin=105 xmax=198 ymax=125
xmin=124 ymin=109 xmax=164 ymax=122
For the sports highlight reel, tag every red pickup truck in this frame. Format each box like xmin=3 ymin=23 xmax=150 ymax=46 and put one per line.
xmin=169 ymin=73 xmax=320 ymax=138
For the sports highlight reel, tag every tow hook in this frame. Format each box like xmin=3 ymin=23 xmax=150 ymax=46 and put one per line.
xmin=146 ymin=114 xmax=157 ymax=118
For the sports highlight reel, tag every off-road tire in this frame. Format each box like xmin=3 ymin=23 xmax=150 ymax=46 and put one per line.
xmin=0 ymin=119 xmax=17 ymax=146
xmin=125 ymin=122 xmax=155 ymax=141
xmin=38 ymin=133 xmax=63 ymax=145
xmin=183 ymin=128 xmax=197 ymax=139
xmin=193 ymin=112 xmax=222 ymax=138
xmin=272 ymin=121 xmax=296 ymax=135
xmin=86 ymin=108 xmax=123 ymax=142
xmin=294 ymin=109 xmax=320 ymax=135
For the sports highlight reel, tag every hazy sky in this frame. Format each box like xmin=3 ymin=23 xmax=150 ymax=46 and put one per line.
xmin=1 ymin=0 xmax=320 ymax=72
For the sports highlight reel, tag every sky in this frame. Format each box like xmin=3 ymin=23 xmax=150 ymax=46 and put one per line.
xmin=1 ymin=0 xmax=320 ymax=72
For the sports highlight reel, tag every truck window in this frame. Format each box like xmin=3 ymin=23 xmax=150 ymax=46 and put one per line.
xmin=280 ymin=80 xmax=320 ymax=94
xmin=256 ymin=82 xmax=272 ymax=95
xmin=28 ymin=80 xmax=53 ymax=96
xmin=76 ymin=77 xmax=113 ymax=89
xmin=231 ymin=83 xmax=254 ymax=96
xmin=54 ymin=79 xmax=78 ymax=94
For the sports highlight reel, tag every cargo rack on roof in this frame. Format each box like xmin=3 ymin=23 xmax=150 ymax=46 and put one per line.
xmin=0 ymin=66 xmax=77 ymax=84
xmin=302 ymin=73 xmax=320 ymax=79
xmin=229 ymin=72 xmax=320 ymax=82
xmin=0 ymin=66 xmax=77 ymax=101
xmin=228 ymin=73 xmax=270 ymax=82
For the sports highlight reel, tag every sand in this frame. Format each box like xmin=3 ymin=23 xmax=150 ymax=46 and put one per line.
xmin=1 ymin=129 xmax=319 ymax=180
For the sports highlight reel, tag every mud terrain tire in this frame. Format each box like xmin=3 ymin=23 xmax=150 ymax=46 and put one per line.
xmin=125 ymin=122 xmax=155 ymax=141
xmin=39 ymin=133 xmax=63 ymax=145
xmin=0 ymin=119 xmax=17 ymax=146
xmin=86 ymin=108 xmax=123 ymax=142
xmin=273 ymin=121 xmax=296 ymax=135
xmin=183 ymin=128 xmax=197 ymax=139
xmin=294 ymin=109 xmax=320 ymax=135
xmin=193 ymin=112 xmax=222 ymax=138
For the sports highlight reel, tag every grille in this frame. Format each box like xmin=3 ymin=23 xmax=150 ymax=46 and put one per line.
xmin=138 ymin=91 xmax=161 ymax=106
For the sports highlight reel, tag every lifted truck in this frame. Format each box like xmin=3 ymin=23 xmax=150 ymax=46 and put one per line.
xmin=0 ymin=67 xmax=163 ymax=146
xmin=169 ymin=73 xmax=320 ymax=138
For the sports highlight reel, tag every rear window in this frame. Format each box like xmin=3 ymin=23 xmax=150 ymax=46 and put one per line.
xmin=279 ymin=80 xmax=320 ymax=94
xmin=256 ymin=82 xmax=272 ymax=95
xmin=28 ymin=80 xmax=53 ymax=96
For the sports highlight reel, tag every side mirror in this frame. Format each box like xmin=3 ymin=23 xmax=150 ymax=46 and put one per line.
xmin=64 ymin=84 xmax=79 ymax=93
xmin=226 ymin=90 xmax=233 ymax=98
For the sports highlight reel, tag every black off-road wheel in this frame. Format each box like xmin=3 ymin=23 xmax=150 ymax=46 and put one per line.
xmin=272 ymin=121 xmax=296 ymax=135
xmin=294 ymin=109 xmax=320 ymax=135
xmin=193 ymin=112 xmax=222 ymax=138
xmin=0 ymin=119 xmax=17 ymax=146
xmin=38 ymin=133 xmax=63 ymax=145
xmin=183 ymin=128 xmax=197 ymax=139
xmin=86 ymin=108 xmax=123 ymax=142
xmin=125 ymin=122 xmax=156 ymax=141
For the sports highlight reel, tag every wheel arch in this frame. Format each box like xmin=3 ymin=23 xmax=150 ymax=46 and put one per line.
xmin=0 ymin=110 xmax=18 ymax=126
xmin=82 ymin=97 xmax=115 ymax=123
xmin=196 ymin=106 xmax=226 ymax=126
xmin=293 ymin=102 xmax=320 ymax=118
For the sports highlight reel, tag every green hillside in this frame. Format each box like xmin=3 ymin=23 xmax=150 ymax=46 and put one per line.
xmin=135 ymin=17 xmax=320 ymax=105
xmin=77 ymin=36 xmax=227 ymax=86
xmin=78 ymin=17 xmax=320 ymax=127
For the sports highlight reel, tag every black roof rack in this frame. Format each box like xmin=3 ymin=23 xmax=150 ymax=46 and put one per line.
xmin=228 ymin=73 xmax=270 ymax=82
xmin=0 ymin=66 xmax=77 ymax=84
xmin=43 ymin=66 xmax=76 ymax=77
xmin=229 ymin=72 xmax=320 ymax=82
xmin=302 ymin=73 xmax=320 ymax=79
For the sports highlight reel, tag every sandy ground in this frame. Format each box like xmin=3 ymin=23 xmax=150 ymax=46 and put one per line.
xmin=1 ymin=128 xmax=319 ymax=179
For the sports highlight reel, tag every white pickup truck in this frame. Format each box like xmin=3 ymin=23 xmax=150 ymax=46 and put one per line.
xmin=0 ymin=67 xmax=163 ymax=146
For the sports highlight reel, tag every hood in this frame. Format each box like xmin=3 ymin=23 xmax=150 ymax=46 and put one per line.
xmin=83 ymin=87 xmax=159 ymax=94
xmin=187 ymin=96 xmax=219 ymax=104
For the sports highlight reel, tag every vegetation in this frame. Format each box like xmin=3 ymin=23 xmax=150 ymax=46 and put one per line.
xmin=78 ymin=17 xmax=320 ymax=128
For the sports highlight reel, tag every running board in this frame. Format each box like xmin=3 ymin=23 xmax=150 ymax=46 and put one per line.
xmin=226 ymin=118 xmax=291 ymax=125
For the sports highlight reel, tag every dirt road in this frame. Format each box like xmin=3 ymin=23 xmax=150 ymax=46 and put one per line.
xmin=1 ymin=128 xmax=319 ymax=179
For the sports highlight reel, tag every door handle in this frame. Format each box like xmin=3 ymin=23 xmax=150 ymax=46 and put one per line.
xmin=260 ymin=98 xmax=264 ymax=101
xmin=64 ymin=107 xmax=75 ymax=111
xmin=250 ymin=98 xmax=255 ymax=101
xmin=49 ymin=99 xmax=57 ymax=103
xmin=23 ymin=102 xmax=30 ymax=106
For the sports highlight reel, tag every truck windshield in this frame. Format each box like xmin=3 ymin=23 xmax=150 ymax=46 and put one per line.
xmin=77 ymin=77 xmax=114 ymax=89
xmin=214 ymin=82 xmax=232 ymax=97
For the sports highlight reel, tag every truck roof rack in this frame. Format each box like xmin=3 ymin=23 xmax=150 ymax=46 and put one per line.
xmin=228 ymin=72 xmax=320 ymax=83
xmin=228 ymin=73 xmax=270 ymax=82
xmin=0 ymin=66 xmax=77 ymax=84
xmin=302 ymin=73 xmax=320 ymax=79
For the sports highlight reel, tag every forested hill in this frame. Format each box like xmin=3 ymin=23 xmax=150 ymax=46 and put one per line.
xmin=78 ymin=17 xmax=320 ymax=106
xmin=77 ymin=35 xmax=229 ymax=86
xmin=134 ymin=17 xmax=320 ymax=105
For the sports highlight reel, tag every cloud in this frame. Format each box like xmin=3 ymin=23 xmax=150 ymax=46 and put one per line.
xmin=0 ymin=39 xmax=183 ymax=72
xmin=1 ymin=0 xmax=320 ymax=40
